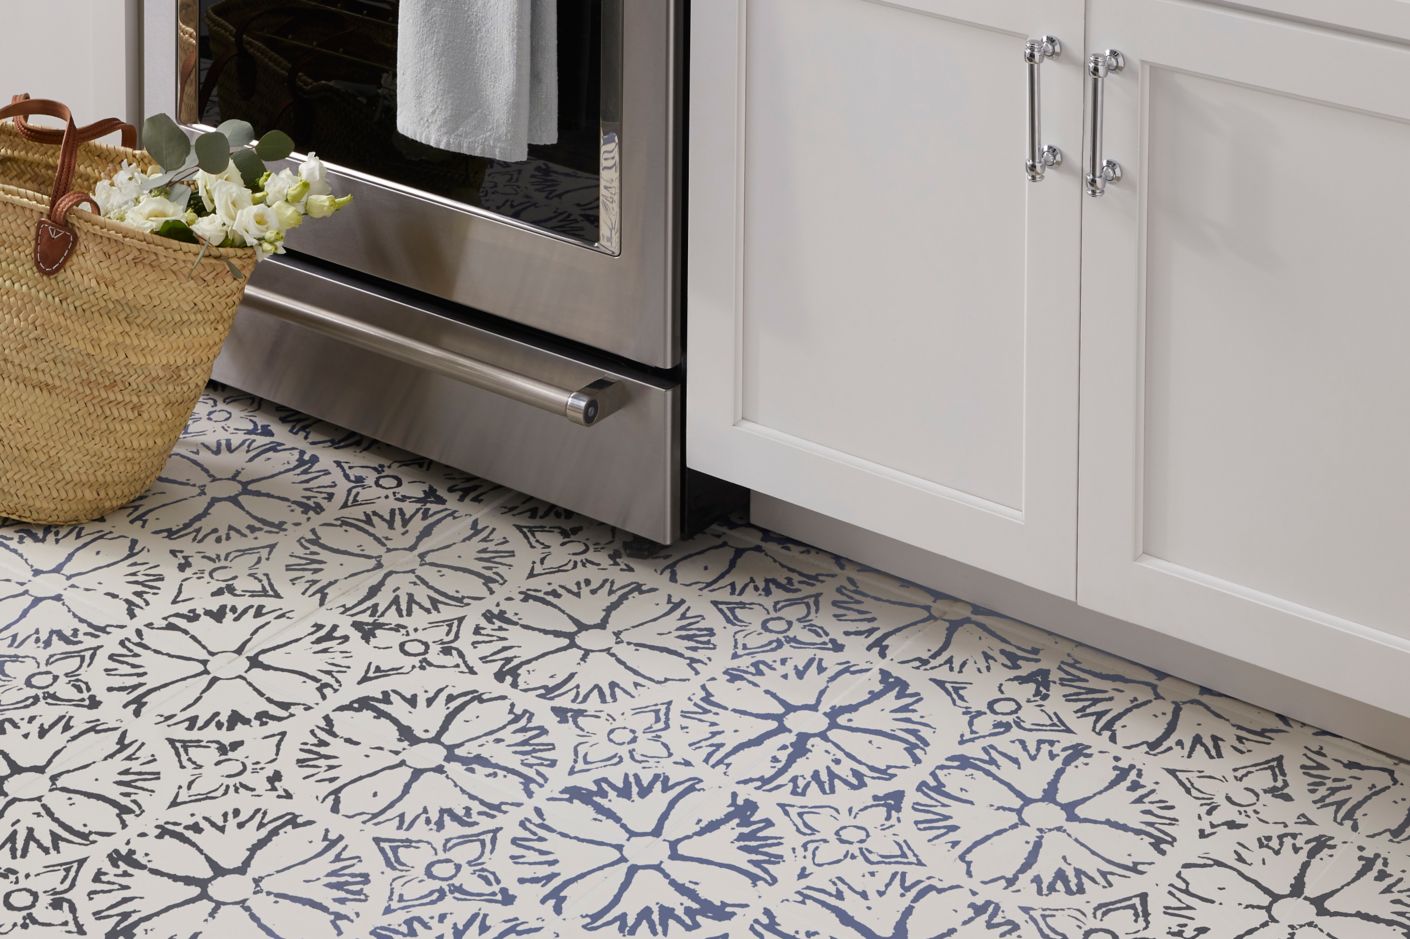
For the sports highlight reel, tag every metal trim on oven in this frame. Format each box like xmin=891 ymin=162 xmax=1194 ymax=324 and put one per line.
xmin=144 ymin=0 xmax=683 ymax=368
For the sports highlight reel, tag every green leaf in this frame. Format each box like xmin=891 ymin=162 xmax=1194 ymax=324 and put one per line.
xmin=167 ymin=182 xmax=193 ymax=211
xmin=188 ymin=240 xmax=208 ymax=279
xmin=216 ymin=118 xmax=255 ymax=148
xmin=224 ymin=258 xmax=247 ymax=280
xmin=155 ymin=219 xmax=198 ymax=244
xmin=230 ymin=148 xmax=266 ymax=188
xmin=141 ymin=170 xmax=177 ymax=191
xmin=142 ymin=113 xmax=192 ymax=171
xmin=194 ymin=131 xmax=231 ymax=173
xmin=253 ymin=129 xmax=294 ymax=162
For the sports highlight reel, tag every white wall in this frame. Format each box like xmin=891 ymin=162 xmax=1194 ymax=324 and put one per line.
xmin=0 ymin=0 xmax=142 ymax=128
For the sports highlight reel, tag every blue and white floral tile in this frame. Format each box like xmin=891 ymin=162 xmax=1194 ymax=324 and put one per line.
xmin=1 ymin=384 xmax=1409 ymax=938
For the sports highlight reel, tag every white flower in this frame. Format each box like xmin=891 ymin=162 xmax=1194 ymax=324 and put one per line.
xmin=305 ymin=194 xmax=352 ymax=219
xmin=270 ymin=200 xmax=302 ymax=231
xmin=196 ymin=163 xmax=244 ymax=212
xmin=190 ymin=213 xmax=228 ymax=246
xmin=262 ymin=168 xmax=300 ymax=206
xmin=232 ymin=204 xmax=278 ymax=247
xmin=124 ymin=195 xmax=187 ymax=233
xmin=93 ymin=161 xmax=148 ymax=218
xmin=299 ymin=152 xmax=333 ymax=197
xmin=210 ymin=180 xmax=253 ymax=227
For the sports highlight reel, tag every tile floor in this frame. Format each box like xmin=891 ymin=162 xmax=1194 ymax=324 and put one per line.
xmin=0 ymin=384 xmax=1407 ymax=938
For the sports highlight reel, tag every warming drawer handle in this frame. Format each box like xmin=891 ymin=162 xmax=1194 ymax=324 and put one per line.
xmin=242 ymin=285 xmax=624 ymax=427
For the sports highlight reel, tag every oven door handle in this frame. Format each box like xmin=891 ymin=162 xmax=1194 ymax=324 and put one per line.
xmin=241 ymin=286 xmax=624 ymax=427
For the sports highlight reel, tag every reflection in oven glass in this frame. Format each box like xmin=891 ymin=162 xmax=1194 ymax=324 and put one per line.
xmin=178 ymin=0 xmax=605 ymax=245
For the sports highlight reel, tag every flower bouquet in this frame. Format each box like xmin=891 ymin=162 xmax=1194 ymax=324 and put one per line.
xmin=93 ymin=114 xmax=350 ymax=276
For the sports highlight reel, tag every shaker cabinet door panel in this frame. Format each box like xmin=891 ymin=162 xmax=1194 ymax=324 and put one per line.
xmin=688 ymin=0 xmax=1084 ymax=597
xmin=1079 ymin=0 xmax=1410 ymax=714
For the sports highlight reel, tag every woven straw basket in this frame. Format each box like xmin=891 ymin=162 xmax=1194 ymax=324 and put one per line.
xmin=0 ymin=96 xmax=258 ymax=524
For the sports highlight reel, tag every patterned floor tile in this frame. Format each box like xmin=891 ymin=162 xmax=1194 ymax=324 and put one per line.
xmin=0 ymin=384 xmax=1406 ymax=938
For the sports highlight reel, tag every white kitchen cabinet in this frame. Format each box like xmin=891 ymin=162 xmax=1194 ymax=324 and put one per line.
xmin=688 ymin=0 xmax=1085 ymax=598
xmin=691 ymin=0 xmax=1410 ymax=717
xmin=1078 ymin=0 xmax=1410 ymax=712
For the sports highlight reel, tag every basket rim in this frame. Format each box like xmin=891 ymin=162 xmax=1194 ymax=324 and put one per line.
xmin=0 ymin=180 xmax=260 ymax=264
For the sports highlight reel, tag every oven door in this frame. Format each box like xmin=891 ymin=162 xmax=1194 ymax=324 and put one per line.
xmin=144 ymin=0 xmax=681 ymax=368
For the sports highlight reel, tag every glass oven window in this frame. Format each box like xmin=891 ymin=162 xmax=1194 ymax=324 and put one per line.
xmin=178 ymin=0 xmax=614 ymax=247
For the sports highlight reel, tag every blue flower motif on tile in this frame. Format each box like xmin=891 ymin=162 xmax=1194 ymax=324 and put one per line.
xmin=1164 ymin=833 xmax=1410 ymax=938
xmin=752 ymin=872 xmax=1019 ymax=938
xmin=684 ymin=656 xmax=932 ymax=796
xmin=170 ymin=543 xmax=283 ymax=604
xmin=183 ymin=386 xmax=275 ymax=440
xmin=1167 ymin=756 xmax=1296 ymax=837
xmin=0 ymin=528 xmax=158 ymax=648
xmin=833 ymin=579 xmax=1049 ymax=674
xmin=89 ymin=806 xmax=369 ymax=938
xmin=377 ymin=827 xmax=512 ymax=915
xmin=300 ymin=686 xmax=555 ymax=830
xmin=444 ymin=470 xmax=506 ymax=509
xmin=513 ymin=773 xmax=782 ymax=935
xmin=933 ymin=667 xmax=1074 ymax=744
xmin=661 ymin=527 xmax=838 ymax=597
xmin=274 ymin=407 xmax=380 ymax=451
xmin=473 ymin=578 xmax=713 ymax=705
xmin=914 ymin=741 xmax=1178 ymax=896
xmin=1021 ymin=893 xmax=1151 ymax=938
xmin=370 ymin=910 xmax=550 ymax=939
xmin=516 ymin=524 xmax=632 ymax=580
xmin=0 ymin=858 xmax=86 ymax=935
xmin=292 ymin=508 xmax=515 ymax=618
xmin=335 ymin=456 xmax=448 ymax=509
xmin=779 ymin=791 xmax=920 ymax=869
xmin=0 ymin=712 xmax=159 ymax=860
xmin=168 ymin=732 xmax=290 ymax=806
xmin=127 ymin=437 xmax=337 ymax=544
xmin=713 ymin=593 xmax=843 ymax=660
xmin=105 ymin=607 xmax=351 ymax=731
xmin=353 ymin=618 xmax=476 ymax=684
xmin=553 ymin=702 xmax=676 ymax=776
xmin=492 ymin=492 xmax=572 ymax=523
xmin=1301 ymin=741 xmax=1410 ymax=844
xmin=1058 ymin=652 xmax=1279 ymax=759
xmin=0 ymin=647 xmax=100 ymax=711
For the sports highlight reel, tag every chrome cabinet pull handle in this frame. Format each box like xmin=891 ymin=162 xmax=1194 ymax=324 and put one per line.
xmin=1086 ymin=49 xmax=1125 ymax=197
xmin=1024 ymin=36 xmax=1062 ymax=181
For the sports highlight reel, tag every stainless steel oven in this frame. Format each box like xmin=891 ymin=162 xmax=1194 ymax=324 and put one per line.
xmin=144 ymin=0 xmax=728 ymax=543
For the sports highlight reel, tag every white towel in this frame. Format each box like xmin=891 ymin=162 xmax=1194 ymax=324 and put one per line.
xmin=397 ymin=0 xmax=558 ymax=163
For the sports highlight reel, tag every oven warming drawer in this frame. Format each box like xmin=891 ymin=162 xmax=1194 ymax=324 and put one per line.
xmin=213 ymin=257 xmax=681 ymax=543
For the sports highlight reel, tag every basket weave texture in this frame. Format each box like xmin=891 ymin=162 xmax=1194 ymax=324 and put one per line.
xmin=0 ymin=121 xmax=258 ymax=523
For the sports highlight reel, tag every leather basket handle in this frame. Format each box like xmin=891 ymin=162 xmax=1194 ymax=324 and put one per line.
xmin=0 ymin=96 xmax=91 ymax=275
xmin=9 ymin=93 xmax=138 ymax=148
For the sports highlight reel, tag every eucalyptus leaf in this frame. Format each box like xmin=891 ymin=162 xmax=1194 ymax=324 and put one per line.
xmin=141 ymin=170 xmax=177 ymax=192
xmin=167 ymin=182 xmax=193 ymax=211
xmin=230 ymin=148 xmax=265 ymax=188
xmin=253 ymin=129 xmax=294 ymax=162
xmin=216 ymin=118 xmax=255 ymax=148
xmin=224 ymin=258 xmax=247 ymax=280
xmin=188 ymin=240 xmax=208 ymax=279
xmin=155 ymin=219 xmax=198 ymax=244
xmin=194 ymin=131 xmax=231 ymax=173
xmin=142 ymin=113 xmax=192 ymax=171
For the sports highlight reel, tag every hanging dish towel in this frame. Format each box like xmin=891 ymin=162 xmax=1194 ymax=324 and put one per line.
xmin=397 ymin=0 xmax=558 ymax=163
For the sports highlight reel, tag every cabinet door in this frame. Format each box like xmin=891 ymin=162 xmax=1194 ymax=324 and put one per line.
xmin=1080 ymin=0 xmax=1410 ymax=714
xmin=688 ymin=0 xmax=1084 ymax=597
